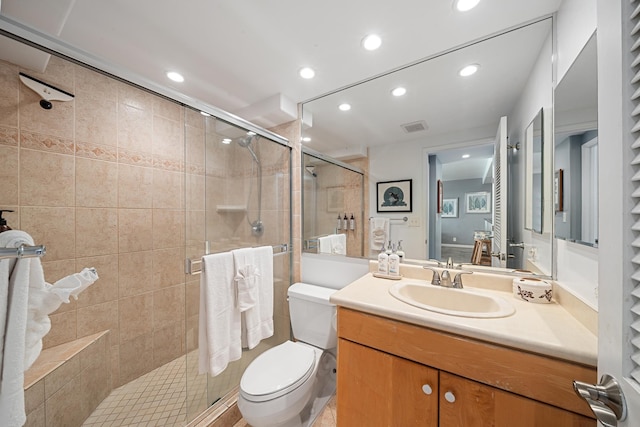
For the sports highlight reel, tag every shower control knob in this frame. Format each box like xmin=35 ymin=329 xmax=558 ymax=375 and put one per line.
xmin=421 ymin=384 xmax=432 ymax=395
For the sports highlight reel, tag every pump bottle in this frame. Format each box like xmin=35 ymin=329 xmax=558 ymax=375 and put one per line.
xmin=388 ymin=244 xmax=400 ymax=276
xmin=377 ymin=244 xmax=389 ymax=275
xmin=0 ymin=209 xmax=14 ymax=233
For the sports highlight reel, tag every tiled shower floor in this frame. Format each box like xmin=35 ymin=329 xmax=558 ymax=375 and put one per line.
xmin=82 ymin=348 xmax=336 ymax=427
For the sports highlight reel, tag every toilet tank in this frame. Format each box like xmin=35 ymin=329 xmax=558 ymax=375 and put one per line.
xmin=288 ymin=283 xmax=337 ymax=349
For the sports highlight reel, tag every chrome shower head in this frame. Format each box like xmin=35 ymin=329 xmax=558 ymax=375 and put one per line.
xmin=237 ymin=134 xmax=259 ymax=148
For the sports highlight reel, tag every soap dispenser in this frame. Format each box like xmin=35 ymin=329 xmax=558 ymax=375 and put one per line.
xmin=343 ymin=213 xmax=349 ymax=231
xmin=386 ymin=241 xmax=392 ymax=255
xmin=396 ymin=240 xmax=405 ymax=263
xmin=349 ymin=213 xmax=355 ymax=230
xmin=0 ymin=209 xmax=14 ymax=233
xmin=388 ymin=244 xmax=400 ymax=277
xmin=377 ymin=244 xmax=389 ymax=275
xmin=336 ymin=214 xmax=342 ymax=231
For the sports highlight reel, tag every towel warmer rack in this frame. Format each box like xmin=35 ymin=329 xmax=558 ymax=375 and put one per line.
xmin=369 ymin=216 xmax=408 ymax=222
xmin=0 ymin=244 xmax=46 ymax=260
xmin=185 ymin=243 xmax=289 ymax=275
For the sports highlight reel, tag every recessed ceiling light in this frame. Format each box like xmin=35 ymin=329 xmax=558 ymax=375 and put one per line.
xmin=166 ymin=71 xmax=184 ymax=82
xmin=247 ymin=131 xmax=256 ymax=136
xmin=200 ymin=111 xmax=211 ymax=117
xmin=299 ymin=67 xmax=315 ymax=79
xmin=362 ymin=34 xmax=382 ymax=51
xmin=302 ymin=136 xmax=311 ymax=142
xmin=391 ymin=87 xmax=407 ymax=97
xmin=454 ymin=0 xmax=480 ymax=12
xmin=222 ymin=138 xmax=232 ymax=145
xmin=338 ymin=103 xmax=351 ymax=111
xmin=462 ymin=154 xmax=470 ymax=159
xmin=459 ymin=64 xmax=479 ymax=77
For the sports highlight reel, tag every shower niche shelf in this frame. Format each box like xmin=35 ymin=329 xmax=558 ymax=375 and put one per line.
xmin=216 ymin=205 xmax=247 ymax=213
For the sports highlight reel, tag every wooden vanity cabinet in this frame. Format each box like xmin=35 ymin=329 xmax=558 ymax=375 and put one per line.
xmin=336 ymin=307 xmax=596 ymax=426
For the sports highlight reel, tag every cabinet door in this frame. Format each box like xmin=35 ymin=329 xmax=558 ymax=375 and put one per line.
xmin=337 ymin=339 xmax=438 ymax=426
xmin=440 ymin=372 xmax=595 ymax=427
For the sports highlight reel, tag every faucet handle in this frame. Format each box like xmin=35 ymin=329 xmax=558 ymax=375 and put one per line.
xmin=453 ymin=270 xmax=473 ymax=289
xmin=427 ymin=259 xmax=444 ymax=267
xmin=423 ymin=266 xmax=441 ymax=286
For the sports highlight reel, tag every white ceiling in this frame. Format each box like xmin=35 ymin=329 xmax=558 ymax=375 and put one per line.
xmin=0 ymin=0 xmax=561 ymax=177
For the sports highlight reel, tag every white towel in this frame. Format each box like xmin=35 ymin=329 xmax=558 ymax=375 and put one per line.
xmin=24 ymin=267 xmax=99 ymax=371
xmin=318 ymin=235 xmax=333 ymax=254
xmin=330 ymin=233 xmax=346 ymax=255
xmin=369 ymin=217 xmax=390 ymax=251
xmin=231 ymin=248 xmax=260 ymax=312
xmin=241 ymin=246 xmax=273 ymax=350
xmin=0 ymin=231 xmax=36 ymax=427
xmin=198 ymin=252 xmax=241 ymax=376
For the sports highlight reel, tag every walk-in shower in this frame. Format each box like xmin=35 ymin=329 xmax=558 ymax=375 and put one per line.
xmin=236 ymin=133 xmax=264 ymax=237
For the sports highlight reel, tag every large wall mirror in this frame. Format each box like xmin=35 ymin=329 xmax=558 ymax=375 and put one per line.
xmin=302 ymin=148 xmax=365 ymax=258
xmin=301 ymin=17 xmax=554 ymax=276
xmin=554 ymin=32 xmax=598 ymax=247
xmin=525 ymin=109 xmax=544 ymax=234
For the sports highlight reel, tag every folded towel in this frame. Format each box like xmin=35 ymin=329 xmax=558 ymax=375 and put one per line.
xmin=318 ymin=235 xmax=333 ymax=254
xmin=0 ymin=231 xmax=36 ymax=427
xmin=198 ymin=252 xmax=241 ymax=376
xmin=231 ymin=248 xmax=260 ymax=312
xmin=242 ymin=246 xmax=274 ymax=350
xmin=369 ymin=217 xmax=390 ymax=251
xmin=330 ymin=233 xmax=346 ymax=255
xmin=24 ymin=267 xmax=99 ymax=370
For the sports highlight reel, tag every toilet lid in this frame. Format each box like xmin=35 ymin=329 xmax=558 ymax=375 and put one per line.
xmin=240 ymin=341 xmax=316 ymax=402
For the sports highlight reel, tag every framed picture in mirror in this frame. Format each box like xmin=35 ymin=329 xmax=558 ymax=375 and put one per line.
xmin=377 ymin=179 xmax=412 ymax=212
xmin=466 ymin=191 xmax=491 ymax=214
xmin=442 ymin=198 xmax=458 ymax=218
xmin=555 ymin=169 xmax=564 ymax=212
xmin=437 ymin=179 xmax=443 ymax=213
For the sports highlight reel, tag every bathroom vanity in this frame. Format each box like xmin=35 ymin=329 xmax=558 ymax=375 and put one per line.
xmin=330 ymin=264 xmax=597 ymax=426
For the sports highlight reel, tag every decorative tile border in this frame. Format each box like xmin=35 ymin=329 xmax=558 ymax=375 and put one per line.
xmin=76 ymin=141 xmax=118 ymax=162
xmin=117 ymin=148 xmax=154 ymax=168
xmin=20 ymin=131 xmax=74 ymax=155
xmin=153 ymin=155 xmax=184 ymax=172
xmin=0 ymin=126 xmax=19 ymax=147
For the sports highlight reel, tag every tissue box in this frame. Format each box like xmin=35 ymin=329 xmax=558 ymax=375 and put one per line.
xmin=512 ymin=277 xmax=553 ymax=303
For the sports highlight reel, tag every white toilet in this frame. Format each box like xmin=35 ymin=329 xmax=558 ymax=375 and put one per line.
xmin=238 ymin=282 xmax=338 ymax=427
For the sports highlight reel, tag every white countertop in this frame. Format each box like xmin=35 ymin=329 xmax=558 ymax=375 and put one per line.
xmin=330 ymin=272 xmax=597 ymax=366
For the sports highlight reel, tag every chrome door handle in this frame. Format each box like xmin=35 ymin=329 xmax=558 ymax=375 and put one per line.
xmin=573 ymin=374 xmax=627 ymax=427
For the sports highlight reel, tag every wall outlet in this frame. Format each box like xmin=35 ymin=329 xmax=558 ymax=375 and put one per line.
xmin=452 ymin=237 xmax=457 ymax=242
xmin=408 ymin=217 xmax=420 ymax=227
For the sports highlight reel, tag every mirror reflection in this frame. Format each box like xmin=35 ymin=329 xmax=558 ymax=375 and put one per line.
xmin=554 ymin=32 xmax=598 ymax=247
xmin=302 ymin=150 xmax=365 ymax=257
xmin=301 ymin=18 xmax=554 ymax=276
xmin=526 ymin=109 xmax=544 ymax=234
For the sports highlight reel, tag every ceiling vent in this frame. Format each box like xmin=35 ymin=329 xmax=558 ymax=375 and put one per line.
xmin=401 ymin=120 xmax=428 ymax=133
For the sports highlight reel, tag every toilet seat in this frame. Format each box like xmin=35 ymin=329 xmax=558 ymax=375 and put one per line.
xmin=240 ymin=341 xmax=316 ymax=402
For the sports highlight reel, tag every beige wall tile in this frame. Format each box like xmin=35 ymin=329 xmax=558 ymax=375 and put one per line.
xmin=0 ymin=61 xmax=19 ymax=128
xmin=118 ymin=208 xmax=153 ymax=253
xmin=118 ymin=250 xmax=153 ymax=297
xmin=21 ymin=207 xmax=75 ymax=262
xmin=19 ymin=93 xmax=74 ymax=141
xmin=75 ymin=141 xmax=118 ymax=162
xmin=24 ymin=378 xmax=44 ymax=413
xmin=79 ymin=332 xmax=109 ymax=371
xmin=80 ymin=344 xmax=111 ymax=419
xmin=43 ymin=310 xmax=77 ymax=349
xmin=118 ymin=332 xmax=153 ymax=384
xmin=20 ymin=149 xmax=75 ymax=207
xmin=153 ymin=247 xmax=185 ymax=290
xmin=186 ymin=173 xmax=205 ymax=211
xmin=76 ymin=300 xmax=119 ymax=343
xmin=45 ymin=374 xmax=84 ymax=427
xmin=153 ymin=168 xmax=183 ymax=209
xmin=153 ymin=321 xmax=183 ymax=368
xmin=118 ymin=82 xmax=154 ymax=111
xmin=118 ymin=164 xmax=153 ymax=208
xmin=153 ymin=97 xmax=182 ymax=121
xmin=75 ymin=95 xmax=117 ymax=147
xmin=153 ymin=115 xmax=184 ymax=160
xmin=74 ymin=64 xmax=118 ymax=103
xmin=76 ymin=254 xmax=118 ymax=307
xmin=153 ymin=284 xmax=185 ymax=329
xmin=152 ymin=209 xmax=184 ymax=249
xmin=110 ymin=344 xmax=120 ymax=389
xmin=20 ymin=131 xmax=74 ymax=155
xmin=118 ymin=103 xmax=152 ymax=153
xmin=119 ymin=293 xmax=153 ymax=342
xmin=0 ymin=145 xmax=19 ymax=205
xmin=24 ymin=403 xmax=45 ymax=427
xmin=76 ymin=158 xmax=118 ymax=208
xmin=76 ymin=208 xmax=118 ymax=257
xmin=44 ymin=354 xmax=79 ymax=399
xmin=0 ymin=124 xmax=19 ymax=147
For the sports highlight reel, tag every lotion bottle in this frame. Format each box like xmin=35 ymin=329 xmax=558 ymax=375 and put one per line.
xmin=396 ymin=240 xmax=405 ymax=263
xmin=377 ymin=244 xmax=389 ymax=275
xmin=386 ymin=240 xmax=392 ymax=255
xmin=343 ymin=213 xmax=349 ymax=230
xmin=349 ymin=213 xmax=355 ymax=230
xmin=388 ymin=244 xmax=400 ymax=276
xmin=336 ymin=214 xmax=342 ymax=230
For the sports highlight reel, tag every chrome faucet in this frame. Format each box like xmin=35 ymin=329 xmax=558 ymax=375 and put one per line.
xmin=423 ymin=266 xmax=473 ymax=289
xmin=446 ymin=257 xmax=454 ymax=268
xmin=453 ymin=271 xmax=473 ymax=289
xmin=440 ymin=270 xmax=452 ymax=287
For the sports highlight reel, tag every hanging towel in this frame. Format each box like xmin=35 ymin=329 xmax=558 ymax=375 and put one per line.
xmin=241 ymin=246 xmax=274 ymax=350
xmin=24 ymin=268 xmax=99 ymax=371
xmin=231 ymin=247 xmax=260 ymax=312
xmin=330 ymin=233 xmax=346 ymax=255
xmin=369 ymin=217 xmax=390 ymax=251
xmin=198 ymin=252 xmax=241 ymax=376
xmin=0 ymin=231 xmax=36 ymax=427
xmin=317 ymin=235 xmax=333 ymax=254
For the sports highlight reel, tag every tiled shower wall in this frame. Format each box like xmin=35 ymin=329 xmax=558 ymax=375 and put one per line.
xmin=1 ymin=54 xmax=188 ymax=389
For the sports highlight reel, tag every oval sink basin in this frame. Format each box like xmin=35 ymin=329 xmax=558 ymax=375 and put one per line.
xmin=389 ymin=283 xmax=515 ymax=318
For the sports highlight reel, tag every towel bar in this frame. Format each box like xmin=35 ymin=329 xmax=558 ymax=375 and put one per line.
xmin=0 ymin=244 xmax=46 ymax=260
xmin=185 ymin=243 xmax=289 ymax=275
xmin=369 ymin=216 xmax=408 ymax=222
